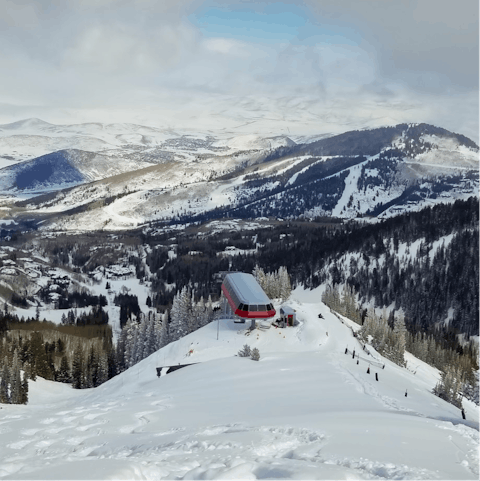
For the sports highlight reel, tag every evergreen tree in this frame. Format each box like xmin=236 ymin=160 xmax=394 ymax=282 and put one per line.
xmin=0 ymin=360 xmax=9 ymax=403
xmin=71 ymin=344 xmax=84 ymax=389
xmin=57 ymin=355 xmax=71 ymax=383
xmin=23 ymin=361 xmax=32 ymax=381
xmin=393 ymin=311 xmax=407 ymax=366
xmin=10 ymin=349 xmax=22 ymax=404
xmin=97 ymin=352 xmax=109 ymax=386
xmin=20 ymin=372 xmax=28 ymax=404
xmin=251 ymin=348 xmax=260 ymax=361
xmin=123 ymin=318 xmax=138 ymax=368
xmin=169 ymin=287 xmax=190 ymax=342
xmin=278 ymin=266 xmax=292 ymax=301
xmin=187 ymin=291 xmax=198 ymax=334
xmin=142 ymin=313 xmax=156 ymax=359
xmin=238 ymin=344 xmax=251 ymax=357
xmin=252 ymin=266 xmax=267 ymax=292
xmin=155 ymin=312 xmax=169 ymax=351
xmin=433 ymin=365 xmax=463 ymax=408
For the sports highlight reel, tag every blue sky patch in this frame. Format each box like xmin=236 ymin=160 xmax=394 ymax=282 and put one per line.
xmin=190 ymin=3 xmax=358 ymax=46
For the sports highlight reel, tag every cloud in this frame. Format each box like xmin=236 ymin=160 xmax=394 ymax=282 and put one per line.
xmin=0 ymin=0 xmax=476 ymax=142
xmin=303 ymin=0 xmax=478 ymax=92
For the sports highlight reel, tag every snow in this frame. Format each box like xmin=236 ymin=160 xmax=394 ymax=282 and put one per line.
xmin=212 ymin=134 xmax=295 ymax=151
xmin=224 ymin=272 xmax=271 ymax=305
xmin=0 ymin=287 xmax=478 ymax=479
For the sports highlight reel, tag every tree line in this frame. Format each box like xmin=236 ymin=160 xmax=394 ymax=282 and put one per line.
xmin=322 ymin=283 xmax=479 ymax=408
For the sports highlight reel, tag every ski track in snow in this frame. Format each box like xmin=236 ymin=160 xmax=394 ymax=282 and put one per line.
xmin=0 ymin=291 xmax=478 ymax=480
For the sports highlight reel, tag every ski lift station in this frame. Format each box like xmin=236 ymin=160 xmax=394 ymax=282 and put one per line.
xmin=221 ymin=273 xmax=276 ymax=325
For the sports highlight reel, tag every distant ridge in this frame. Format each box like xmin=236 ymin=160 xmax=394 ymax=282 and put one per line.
xmin=0 ymin=118 xmax=54 ymax=130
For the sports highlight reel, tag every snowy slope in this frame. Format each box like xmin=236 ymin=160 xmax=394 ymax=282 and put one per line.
xmin=0 ymin=121 xmax=478 ymax=231
xmin=0 ymin=288 xmax=478 ymax=480
xmin=0 ymin=119 xmax=295 ymax=165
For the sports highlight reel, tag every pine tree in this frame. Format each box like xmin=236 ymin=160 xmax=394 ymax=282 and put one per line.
xmin=71 ymin=344 xmax=84 ymax=389
xmin=10 ymin=349 xmax=22 ymax=404
xmin=169 ymin=287 xmax=190 ymax=342
xmin=187 ymin=291 xmax=198 ymax=334
xmin=278 ymin=266 xmax=292 ymax=301
xmin=251 ymin=348 xmax=260 ymax=361
xmin=123 ymin=318 xmax=138 ymax=368
xmin=57 ymin=355 xmax=71 ymax=383
xmin=252 ymin=266 xmax=267 ymax=292
xmin=156 ymin=312 xmax=169 ymax=350
xmin=433 ymin=365 xmax=463 ymax=408
xmin=238 ymin=344 xmax=251 ymax=357
xmin=20 ymin=372 xmax=28 ymax=404
xmin=107 ymin=345 xmax=117 ymax=379
xmin=23 ymin=361 xmax=32 ymax=381
xmin=0 ymin=360 xmax=10 ymax=403
xmin=142 ymin=313 xmax=156 ymax=359
xmin=97 ymin=352 xmax=109 ymax=386
xmin=205 ymin=296 xmax=214 ymax=325
xmin=393 ymin=311 xmax=407 ymax=367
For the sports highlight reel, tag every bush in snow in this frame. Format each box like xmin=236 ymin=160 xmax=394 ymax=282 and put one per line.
xmin=251 ymin=348 xmax=260 ymax=361
xmin=238 ymin=344 xmax=251 ymax=357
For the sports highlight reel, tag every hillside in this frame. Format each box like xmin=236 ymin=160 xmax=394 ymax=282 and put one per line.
xmin=0 ymin=121 xmax=476 ymax=231
xmin=0 ymin=289 xmax=478 ymax=480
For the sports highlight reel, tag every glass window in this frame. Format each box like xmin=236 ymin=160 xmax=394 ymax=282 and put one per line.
xmin=258 ymin=305 xmax=266 ymax=311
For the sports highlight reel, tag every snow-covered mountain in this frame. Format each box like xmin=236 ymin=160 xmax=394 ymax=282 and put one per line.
xmin=0 ymin=120 xmax=477 ymax=231
xmin=0 ymin=288 xmax=478 ymax=479
xmin=0 ymin=149 xmax=159 ymax=194
xmin=0 ymin=118 xmax=296 ymax=165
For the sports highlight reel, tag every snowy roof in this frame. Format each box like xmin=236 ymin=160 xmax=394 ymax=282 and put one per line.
xmin=280 ymin=306 xmax=295 ymax=315
xmin=223 ymin=272 xmax=271 ymax=304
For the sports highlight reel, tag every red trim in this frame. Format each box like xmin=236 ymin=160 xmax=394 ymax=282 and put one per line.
xmin=221 ymin=284 xmax=237 ymax=312
xmin=235 ymin=308 xmax=276 ymax=319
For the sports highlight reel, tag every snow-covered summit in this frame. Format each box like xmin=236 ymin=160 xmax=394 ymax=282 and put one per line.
xmin=0 ymin=118 xmax=54 ymax=131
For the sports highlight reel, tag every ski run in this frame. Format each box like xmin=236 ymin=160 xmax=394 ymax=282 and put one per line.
xmin=0 ymin=286 xmax=478 ymax=480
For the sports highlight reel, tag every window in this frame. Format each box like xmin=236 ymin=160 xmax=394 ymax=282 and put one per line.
xmin=258 ymin=305 xmax=266 ymax=311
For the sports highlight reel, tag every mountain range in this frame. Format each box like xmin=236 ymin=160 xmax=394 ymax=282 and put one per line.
xmin=0 ymin=119 xmax=476 ymax=232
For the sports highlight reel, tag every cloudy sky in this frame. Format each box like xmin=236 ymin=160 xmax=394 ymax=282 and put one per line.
xmin=0 ymin=0 xmax=478 ymax=140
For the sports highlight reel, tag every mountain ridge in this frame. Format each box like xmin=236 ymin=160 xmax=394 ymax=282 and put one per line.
xmin=0 ymin=121 xmax=476 ymax=231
